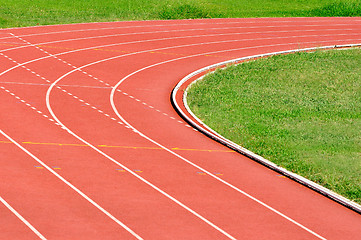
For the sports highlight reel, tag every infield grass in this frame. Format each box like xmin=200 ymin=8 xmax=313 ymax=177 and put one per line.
xmin=1 ymin=0 xmax=360 ymax=28
xmin=187 ymin=48 xmax=361 ymax=203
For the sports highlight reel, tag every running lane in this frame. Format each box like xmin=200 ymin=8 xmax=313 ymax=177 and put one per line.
xmin=0 ymin=17 xmax=361 ymax=239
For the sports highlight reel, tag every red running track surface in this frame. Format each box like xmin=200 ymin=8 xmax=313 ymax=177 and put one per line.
xmin=0 ymin=17 xmax=361 ymax=240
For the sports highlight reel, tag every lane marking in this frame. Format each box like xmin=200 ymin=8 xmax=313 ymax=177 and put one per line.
xmin=1 ymin=22 xmax=360 ymax=53
xmin=1 ymin=23 xmax=358 ymax=239
xmin=25 ymin=29 xmax=338 ymax=239
xmin=2 ymin=31 xmax=360 ymax=131
xmin=1 ymin=17 xmax=360 ymax=39
xmin=20 ymin=26 xmax=358 ymax=239
xmin=0 ymin=195 xmax=47 ymax=240
xmin=1 ymin=24 xmax=360 ymax=58
xmin=109 ymin=44 xmax=330 ymax=240
xmin=0 ymin=86 xmax=61 ymax=127
xmin=10 ymin=33 xmax=190 ymax=131
xmin=0 ymin=52 xmax=128 ymax=130
xmin=0 ymin=129 xmax=143 ymax=240
xmin=4 ymin=36 xmax=194 ymax=129
xmin=5 ymin=31 xmax=358 ymax=129
xmin=46 ymin=67 xmax=237 ymax=240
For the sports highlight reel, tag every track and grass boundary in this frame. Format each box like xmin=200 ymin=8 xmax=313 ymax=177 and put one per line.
xmin=0 ymin=0 xmax=360 ymax=29
xmin=171 ymin=44 xmax=361 ymax=214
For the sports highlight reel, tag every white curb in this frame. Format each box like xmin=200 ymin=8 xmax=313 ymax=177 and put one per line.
xmin=172 ymin=44 xmax=361 ymax=214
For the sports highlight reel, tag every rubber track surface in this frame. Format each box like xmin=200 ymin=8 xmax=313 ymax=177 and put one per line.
xmin=0 ymin=17 xmax=360 ymax=240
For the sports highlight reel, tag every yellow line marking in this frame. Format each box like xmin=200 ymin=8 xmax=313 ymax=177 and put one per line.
xmin=0 ymin=140 xmax=234 ymax=153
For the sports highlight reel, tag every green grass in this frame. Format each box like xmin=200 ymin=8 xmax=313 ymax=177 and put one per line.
xmin=1 ymin=0 xmax=360 ymax=28
xmin=187 ymin=48 xmax=361 ymax=203
xmin=310 ymin=1 xmax=361 ymax=16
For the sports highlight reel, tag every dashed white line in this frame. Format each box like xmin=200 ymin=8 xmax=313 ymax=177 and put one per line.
xmin=0 ymin=86 xmax=60 ymax=128
xmin=46 ymin=73 xmax=238 ymax=240
xmin=109 ymin=46 xmax=329 ymax=240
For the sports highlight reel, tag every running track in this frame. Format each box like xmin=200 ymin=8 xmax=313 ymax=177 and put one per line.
xmin=0 ymin=17 xmax=361 ymax=240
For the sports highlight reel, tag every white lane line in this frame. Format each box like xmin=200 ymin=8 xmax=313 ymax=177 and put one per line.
xmin=25 ymin=25 xmax=338 ymax=238
xmin=1 ymin=20 xmax=360 ymax=48
xmin=2 ymin=30 xmax=359 ymax=87
xmin=0 ymin=86 xmax=61 ymax=126
xmin=0 ymin=129 xmax=143 ymax=240
xmin=1 ymin=27 xmax=360 ymax=86
xmin=109 ymin=49 xmax=329 ymax=240
xmin=7 ymin=36 xmax=160 ymax=139
xmin=46 ymin=69 xmax=237 ymax=240
xmin=1 ymin=24 xmax=360 ymax=55
xmin=3 ymin=18 xmax=359 ymax=39
xmin=19 ymin=24 xmax=357 ymax=134
xmin=0 ymin=21 xmax=358 ymax=239
xmin=1 ymin=50 xmax=124 ymax=129
xmin=40 ymin=34 xmax=356 ymax=131
xmin=0 ymin=195 xmax=47 ymax=240
xmin=10 ymin=32 xmax=183 ymax=128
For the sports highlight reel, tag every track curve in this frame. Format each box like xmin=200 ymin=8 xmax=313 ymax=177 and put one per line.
xmin=1 ymin=17 xmax=361 ymax=240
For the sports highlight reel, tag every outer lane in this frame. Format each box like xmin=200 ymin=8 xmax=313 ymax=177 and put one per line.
xmin=0 ymin=17 xmax=361 ymax=239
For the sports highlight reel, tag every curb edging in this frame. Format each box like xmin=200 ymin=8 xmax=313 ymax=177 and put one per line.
xmin=171 ymin=44 xmax=361 ymax=215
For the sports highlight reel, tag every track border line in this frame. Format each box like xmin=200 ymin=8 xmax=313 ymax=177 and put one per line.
xmin=1 ymin=17 xmax=360 ymax=34
xmin=0 ymin=129 xmax=143 ymax=240
xmin=0 ymin=195 xmax=46 ymax=240
xmin=171 ymin=44 xmax=361 ymax=215
xmin=1 ymin=20 xmax=359 ymax=238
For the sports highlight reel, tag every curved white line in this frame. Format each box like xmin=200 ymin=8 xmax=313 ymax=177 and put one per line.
xmin=1 ymin=20 xmax=360 ymax=84
xmin=0 ymin=194 xmax=46 ymax=240
xmin=172 ymin=45 xmax=361 ymax=214
xmin=45 ymin=59 xmax=237 ymax=240
xmin=1 ymin=29 xmax=359 ymax=87
xmin=0 ymin=129 xmax=141 ymax=240
xmin=4 ymin=21 xmax=358 ymax=239
xmin=1 ymin=22 xmax=360 ymax=53
xmin=109 ymin=46 xmax=330 ymax=240
xmin=1 ymin=18 xmax=360 ymax=40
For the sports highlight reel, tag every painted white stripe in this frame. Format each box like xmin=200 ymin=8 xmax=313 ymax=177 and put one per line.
xmin=2 ymin=31 xmax=360 ymax=91
xmin=1 ymin=21 xmax=360 ymax=50
xmin=3 ymin=16 xmax=361 ymax=33
xmin=18 ymin=29 xmax=336 ymax=237
xmin=176 ymin=47 xmax=361 ymax=214
xmin=46 ymin=71 xmax=237 ymax=240
xmin=0 ymin=195 xmax=47 ymax=240
xmin=1 ymin=22 xmax=358 ymax=239
xmin=109 ymin=49 xmax=330 ymax=240
xmin=1 ymin=24 xmax=360 ymax=56
xmin=0 ymin=129 xmax=143 ymax=240
xmin=1 ymin=28 xmax=360 ymax=99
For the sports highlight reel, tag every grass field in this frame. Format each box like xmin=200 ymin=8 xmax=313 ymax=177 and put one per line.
xmin=187 ymin=49 xmax=361 ymax=203
xmin=0 ymin=0 xmax=360 ymax=28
